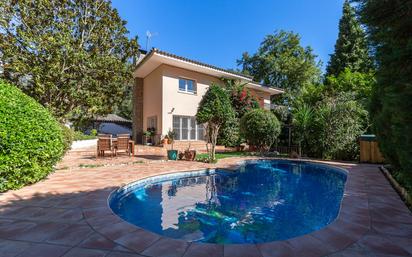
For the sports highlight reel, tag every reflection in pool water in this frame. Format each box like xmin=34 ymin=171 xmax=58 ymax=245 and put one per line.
xmin=109 ymin=160 xmax=347 ymax=244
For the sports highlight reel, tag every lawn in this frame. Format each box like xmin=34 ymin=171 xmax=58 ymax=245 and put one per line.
xmin=195 ymin=151 xmax=251 ymax=161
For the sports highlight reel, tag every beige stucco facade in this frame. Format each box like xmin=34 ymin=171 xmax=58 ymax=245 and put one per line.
xmin=161 ymin=64 xmax=222 ymax=136
xmin=139 ymin=64 xmax=273 ymax=138
xmin=132 ymin=49 xmax=283 ymax=143
xmin=142 ymin=65 xmax=163 ymax=134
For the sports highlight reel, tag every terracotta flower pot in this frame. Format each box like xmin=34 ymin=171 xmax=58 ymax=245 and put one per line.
xmin=184 ymin=150 xmax=197 ymax=161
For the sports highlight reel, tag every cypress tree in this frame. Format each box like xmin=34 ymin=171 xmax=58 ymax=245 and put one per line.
xmin=354 ymin=0 xmax=412 ymax=174
xmin=326 ymin=0 xmax=372 ymax=77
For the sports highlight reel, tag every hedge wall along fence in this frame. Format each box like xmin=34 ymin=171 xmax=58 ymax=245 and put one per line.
xmin=0 ymin=80 xmax=65 ymax=192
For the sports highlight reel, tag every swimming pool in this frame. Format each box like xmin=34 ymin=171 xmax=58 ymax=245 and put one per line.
xmin=109 ymin=160 xmax=347 ymax=244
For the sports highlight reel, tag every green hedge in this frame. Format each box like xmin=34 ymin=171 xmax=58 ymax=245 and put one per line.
xmin=0 ymin=80 xmax=65 ymax=192
xmin=240 ymin=109 xmax=281 ymax=151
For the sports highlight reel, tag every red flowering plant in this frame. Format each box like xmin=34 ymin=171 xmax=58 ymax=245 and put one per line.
xmin=216 ymin=78 xmax=261 ymax=147
xmin=231 ymin=87 xmax=260 ymax=119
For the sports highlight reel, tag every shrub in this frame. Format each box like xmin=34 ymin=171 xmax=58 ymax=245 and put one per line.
xmin=0 ymin=80 xmax=65 ymax=192
xmin=315 ymin=93 xmax=368 ymax=160
xmin=60 ymin=124 xmax=74 ymax=152
xmin=217 ymin=116 xmax=242 ymax=147
xmin=73 ymin=130 xmax=97 ymax=141
xmin=90 ymin=129 xmax=98 ymax=136
xmin=240 ymin=109 xmax=281 ymax=151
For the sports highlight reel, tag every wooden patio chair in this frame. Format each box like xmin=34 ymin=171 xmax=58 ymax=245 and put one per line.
xmin=116 ymin=136 xmax=131 ymax=156
xmin=97 ymin=136 xmax=115 ymax=157
xmin=117 ymin=133 xmax=130 ymax=138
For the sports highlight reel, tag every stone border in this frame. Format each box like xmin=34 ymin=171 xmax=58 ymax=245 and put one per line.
xmin=380 ymin=166 xmax=412 ymax=208
xmin=83 ymin=159 xmax=371 ymax=257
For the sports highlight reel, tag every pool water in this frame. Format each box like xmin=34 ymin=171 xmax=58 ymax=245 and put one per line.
xmin=109 ymin=160 xmax=347 ymax=244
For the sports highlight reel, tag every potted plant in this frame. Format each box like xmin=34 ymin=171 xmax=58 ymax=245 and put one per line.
xmin=143 ymin=130 xmax=151 ymax=145
xmin=167 ymin=130 xmax=178 ymax=160
xmin=161 ymin=135 xmax=169 ymax=145
xmin=178 ymin=151 xmax=185 ymax=160
xmin=184 ymin=143 xmax=197 ymax=161
xmin=144 ymin=128 xmax=156 ymax=145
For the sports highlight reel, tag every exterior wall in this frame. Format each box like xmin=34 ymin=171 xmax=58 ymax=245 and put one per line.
xmin=161 ymin=64 xmax=222 ymax=136
xmin=132 ymin=78 xmax=144 ymax=143
xmin=134 ymin=64 xmax=274 ymax=145
xmin=142 ymin=66 xmax=163 ymax=136
xmin=248 ymin=88 xmax=271 ymax=109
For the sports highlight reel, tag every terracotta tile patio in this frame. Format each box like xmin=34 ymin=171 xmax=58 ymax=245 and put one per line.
xmin=0 ymin=147 xmax=411 ymax=257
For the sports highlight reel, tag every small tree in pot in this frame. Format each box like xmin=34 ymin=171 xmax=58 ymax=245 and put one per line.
xmin=166 ymin=130 xmax=178 ymax=160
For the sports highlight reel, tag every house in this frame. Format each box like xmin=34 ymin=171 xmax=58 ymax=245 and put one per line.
xmin=132 ymin=48 xmax=283 ymax=150
xmin=89 ymin=114 xmax=132 ymax=136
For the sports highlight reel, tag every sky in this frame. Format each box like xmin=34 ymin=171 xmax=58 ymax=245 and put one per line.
xmin=112 ymin=0 xmax=345 ymax=73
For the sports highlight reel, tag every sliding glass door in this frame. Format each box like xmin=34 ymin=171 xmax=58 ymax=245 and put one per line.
xmin=173 ymin=115 xmax=204 ymax=140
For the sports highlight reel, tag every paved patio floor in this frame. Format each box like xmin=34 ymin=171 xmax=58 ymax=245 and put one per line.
xmin=0 ymin=148 xmax=411 ymax=257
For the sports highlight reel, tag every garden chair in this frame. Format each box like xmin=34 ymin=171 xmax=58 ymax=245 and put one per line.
xmin=116 ymin=136 xmax=131 ymax=156
xmin=97 ymin=135 xmax=115 ymax=157
xmin=117 ymin=133 xmax=131 ymax=138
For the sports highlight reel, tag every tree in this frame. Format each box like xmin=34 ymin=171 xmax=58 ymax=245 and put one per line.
xmin=196 ymin=84 xmax=235 ymax=162
xmin=238 ymin=30 xmax=321 ymax=103
xmin=292 ymin=103 xmax=314 ymax=156
xmin=325 ymin=0 xmax=373 ymax=77
xmin=291 ymin=85 xmax=369 ymax=159
xmin=240 ymin=109 xmax=281 ymax=152
xmin=0 ymin=0 xmax=139 ymax=122
xmin=217 ymin=78 xmax=260 ymax=147
xmin=325 ymin=68 xmax=375 ymax=107
xmin=316 ymin=93 xmax=368 ymax=160
xmin=221 ymin=78 xmax=260 ymax=118
xmin=114 ymin=82 xmax=133 ymax=120
xmin=354 ymin=0 xmax=412 ymax=174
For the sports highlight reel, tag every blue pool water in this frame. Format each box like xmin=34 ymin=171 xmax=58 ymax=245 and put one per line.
xmin=109 ymin=160 xmax=347 ymax=244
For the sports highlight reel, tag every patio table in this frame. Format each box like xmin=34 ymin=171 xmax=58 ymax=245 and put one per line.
xmin=112 ymin=138 xmax=135 ymax=156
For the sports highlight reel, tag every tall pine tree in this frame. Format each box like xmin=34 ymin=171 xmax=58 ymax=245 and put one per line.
xmin=326 ymin=0 xmax=372 ymax=77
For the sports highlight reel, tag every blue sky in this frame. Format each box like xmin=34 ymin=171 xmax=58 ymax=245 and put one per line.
xmin=112 ymin=0 xmax=344 ymax=73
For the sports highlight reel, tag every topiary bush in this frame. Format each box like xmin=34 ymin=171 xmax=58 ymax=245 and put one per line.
xmin=0 ymin=80 xmax=65 ymax=192
xmin=240 ymin=109 xmax=281 ymax=152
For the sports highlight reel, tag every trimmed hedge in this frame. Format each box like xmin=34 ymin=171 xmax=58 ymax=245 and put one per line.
xmin=240 ymin=109 xmax=281 ymax=151
xmin=0 ymin=80 xmax=65 ymax=192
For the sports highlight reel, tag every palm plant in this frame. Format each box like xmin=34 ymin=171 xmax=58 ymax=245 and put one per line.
xmin=292 ymin=103 xmax=314 ymax=156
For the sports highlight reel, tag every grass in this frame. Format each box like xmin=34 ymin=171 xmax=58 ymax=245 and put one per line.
xmin=79 ymin=163 xmax=105 ymax=168
xmin=195 ymin=151 xmax=251 ymax=161
xmin=195 ymin=151 xmax=289 ymax=162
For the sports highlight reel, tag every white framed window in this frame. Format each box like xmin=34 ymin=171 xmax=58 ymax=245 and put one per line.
xmin=178 ymin=78 xmax=196 ymax=94
xmin=173 ymin=115 xmax=204 ymax=140
xmin=147 ymin=116 xmax=157 ymax=131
